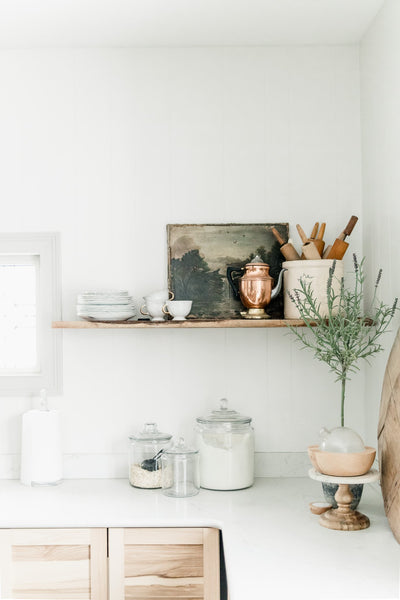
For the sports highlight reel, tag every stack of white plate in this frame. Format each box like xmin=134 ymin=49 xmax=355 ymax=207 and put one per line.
xmin=77 ymin=290 xmax=136 ymax=322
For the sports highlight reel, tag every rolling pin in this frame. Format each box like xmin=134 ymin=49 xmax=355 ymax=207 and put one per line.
xmin=296 ymin=224 xmax=321 ymax=259
xmin=271 ymin=227 xmax=300 ymax=261
xmin=322 ymin=244 xmax=332 ymax=259
xmin=302 ymin=241 xmax=322 ymax=260
xmin=296 ymin=224 xmax=308 ymax=259
xmin=296 ymin=224 xmax=308 ymax=249
xmin=311 ymin=223 xmax=326 ymax=256
xmin=309 ymin=222 xmax=319 ymax=239
xmin=325 ymin=216 xmax=358 ymax=260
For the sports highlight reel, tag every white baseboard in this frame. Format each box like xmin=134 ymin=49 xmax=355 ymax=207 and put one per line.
xmin=255 ymin=452 xmax=310 ymax=477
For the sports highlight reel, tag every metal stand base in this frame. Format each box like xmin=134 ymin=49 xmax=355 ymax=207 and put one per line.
xmin=240 ymin=308 xmax=270 ymax=319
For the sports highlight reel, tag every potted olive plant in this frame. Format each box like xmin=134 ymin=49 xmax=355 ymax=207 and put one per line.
xmin=288 ymin=255 xmax=397 ymax=427
xmin=287 ymin=255 xmax=398 ymax=506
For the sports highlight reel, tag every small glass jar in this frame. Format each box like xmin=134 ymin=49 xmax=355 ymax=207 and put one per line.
xmin=128 ymin=423 xmax=172 ymax=489
xmin=161 ymin=437 xmax=200 ymax=497
xmin=195 ymin=398 xmax=254 ymax=490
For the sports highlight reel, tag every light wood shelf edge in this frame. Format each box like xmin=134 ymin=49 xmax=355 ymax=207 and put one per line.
xmin=52 ymin=318 xmax=305 ymax=329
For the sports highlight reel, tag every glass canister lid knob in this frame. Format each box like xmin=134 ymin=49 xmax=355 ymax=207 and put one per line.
xmin=129 ymin=422 xmax=172 ymax=442
xmin=166 ymin=437 xmax=198 ymax=456
xmin=219 ymin=398 xmax=229 ymax=411
xmin=196 ymin=398 xmax=251 ymax=425
xmin=144 ymin=423 xmax=158 ymax=434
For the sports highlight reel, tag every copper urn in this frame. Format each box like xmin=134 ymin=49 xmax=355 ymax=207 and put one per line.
xmin=227 ymin=256 xmax=285 ymax=319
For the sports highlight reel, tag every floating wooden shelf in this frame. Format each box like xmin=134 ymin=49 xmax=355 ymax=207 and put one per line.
xmin=52 ymin=318 xmax=305 ymax=329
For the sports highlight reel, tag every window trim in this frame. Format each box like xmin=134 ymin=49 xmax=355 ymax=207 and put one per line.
xmin=0 ymin=233 xmax=62 ymax=395
xmin=0 ymin=253 xmax=39 ymax=374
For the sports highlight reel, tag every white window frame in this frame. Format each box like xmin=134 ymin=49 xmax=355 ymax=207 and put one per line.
xmin=0 ymin=253 xmax=39 ymax=374
xmin=0 ymin=233 xmax=62 ymax=395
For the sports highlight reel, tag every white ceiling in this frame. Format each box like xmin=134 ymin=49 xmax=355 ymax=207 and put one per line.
xmin=0 ymin=0 xmax=384 ymax=47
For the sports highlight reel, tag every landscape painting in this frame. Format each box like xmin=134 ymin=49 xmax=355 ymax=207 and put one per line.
xmin=167 ymin=223 xmax=289 ymax=318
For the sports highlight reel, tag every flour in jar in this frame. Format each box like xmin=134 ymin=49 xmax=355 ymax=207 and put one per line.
xmin=196 ymin=430 xmax=254 ymax=490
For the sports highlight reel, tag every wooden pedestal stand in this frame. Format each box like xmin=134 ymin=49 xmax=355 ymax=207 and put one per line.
xmin=309 ymin=468 xmax=380 ymax=531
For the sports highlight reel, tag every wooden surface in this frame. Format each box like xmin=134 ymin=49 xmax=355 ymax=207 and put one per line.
xmin=108 ymin=527 xmax=220 ymax=600
xmin=378 ymin=327 xmax=400 ymax=543
xmin=202 ymin=529 xmax=220 ymax=600
xmin=0 ymin=528 xmax=107 ymax=599
xmin=318 ymin=484 xmax=370 ymax=531
xmin=52 ymin=318 xmax=305 ymax=329
xmin=0 ymin=527 xmax=220 ymax=599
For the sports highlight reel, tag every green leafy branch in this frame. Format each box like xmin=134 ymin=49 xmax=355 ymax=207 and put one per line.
xmin=287 ymin=256 xmax=398 ymax=426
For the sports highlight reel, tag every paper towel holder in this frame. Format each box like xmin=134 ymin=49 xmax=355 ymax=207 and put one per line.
xmin=20 ymin=388 xmax=63 ymax=487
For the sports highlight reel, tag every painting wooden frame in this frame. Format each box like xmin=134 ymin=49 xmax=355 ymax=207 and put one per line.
xmin=167 ymin=223 xmax=289 ymax=318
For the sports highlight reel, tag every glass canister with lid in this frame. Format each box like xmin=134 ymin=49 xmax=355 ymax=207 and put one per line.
xmin=195 ymin=398 xmax=255 ymax=490
xmin=128 ymin=422 xmax=172 ymax=489
xmin=161 ymin=437 xmax=200 ymax=497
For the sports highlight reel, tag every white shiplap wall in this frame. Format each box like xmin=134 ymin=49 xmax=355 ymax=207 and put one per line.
xmin=0 ymin=46 xmax=363 ymax=477
xmin=361 ymin=0 xmax=400 ymax=446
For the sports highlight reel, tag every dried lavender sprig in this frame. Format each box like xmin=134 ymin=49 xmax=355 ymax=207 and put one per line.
xmin=353 ymin=253 xmax=358 ymax=273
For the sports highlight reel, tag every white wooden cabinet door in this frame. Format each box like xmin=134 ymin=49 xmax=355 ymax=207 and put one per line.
xmin=0 ymin=528 xmax=107 ymax=599
xmin=108 ymin=527 xmax=220 ymax=600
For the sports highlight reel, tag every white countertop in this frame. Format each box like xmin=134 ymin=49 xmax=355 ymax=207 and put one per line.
xmin=0 ymin=477 xmax=398 ymax=599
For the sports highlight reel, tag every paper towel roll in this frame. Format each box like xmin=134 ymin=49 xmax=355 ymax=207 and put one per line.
xmin=20 ymin=409 xmax=63 ymax=486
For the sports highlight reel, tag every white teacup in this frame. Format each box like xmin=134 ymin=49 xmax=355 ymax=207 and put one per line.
xmin=162 ymin=300 xmax=192 ymax=321
xmin=140 ymin=298 xmax=166 ymax=322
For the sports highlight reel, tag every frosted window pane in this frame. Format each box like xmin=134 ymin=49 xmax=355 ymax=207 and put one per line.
xmin=0 ymin=262 xmax=37 ymax=372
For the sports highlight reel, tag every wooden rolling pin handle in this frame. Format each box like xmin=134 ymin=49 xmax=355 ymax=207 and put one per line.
xmin=296 ymin=224 xmax=308 ymax=244
xmin=310 ymin=222 xmax=319 ymax=239
xmin=271 ymin=227 xmax=300 ymax=261
xmin=271 ymin=227 xmax=286 ymax=246
xmin=316 ymin=223 xmax=326 ymax=241
xmin=342 ymin=215 xmax=358 ymax=239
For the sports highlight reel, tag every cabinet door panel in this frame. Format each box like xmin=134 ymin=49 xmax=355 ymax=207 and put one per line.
xmin=12 ymin=544 xmax=90 ymax=562
xmin=0 ymin=528 xmax=107 ymax=600
xmin=109 ymin=527 xmax=220 ymax=600
xmin=124 ymin=579 xmax=203 ymax=599
xmin=125 ymin=544 xmax=203 ymax=578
